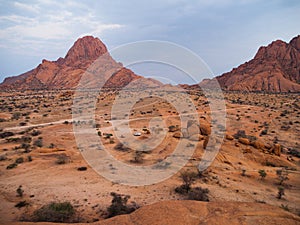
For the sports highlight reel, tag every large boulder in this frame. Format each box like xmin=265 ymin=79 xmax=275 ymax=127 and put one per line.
xmin=238 ymin=138 xmax=250 ymax=145
xmin=251 ymin=139 xmax=265 ymax=150
xmin=225 ymin=134 xmax=234 ymax=140
xmin=200 ymin=123 xmax=211 ymax=136
xmin=173 ymin=131 xmax=183 ymax=139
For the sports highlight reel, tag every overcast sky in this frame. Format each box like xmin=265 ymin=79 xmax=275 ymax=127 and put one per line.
xmin=0 ymin=0 xmax=299 ymax=83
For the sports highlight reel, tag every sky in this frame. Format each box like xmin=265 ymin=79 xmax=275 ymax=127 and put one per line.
xmin=0 ymin=0 xmax=300 ymax=84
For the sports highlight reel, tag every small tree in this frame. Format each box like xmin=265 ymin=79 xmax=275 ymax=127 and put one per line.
xmin=107 ymin=192 xmax=136 ymax=218
xmin=277 ymin=186 xmax=285 ymax=199
xmin=258 ymin=169 xmax=267 ymax=180
xmin=175 ymin=171 xmax=197 ymax=194
xmin=276 ymin=168 xmax=289 ymax=185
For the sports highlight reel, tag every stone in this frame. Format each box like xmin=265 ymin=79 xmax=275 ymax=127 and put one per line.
xmin=200 ymin=123 xmax=211 ymax=136
xmin=173 ymin=132 xmax=182 ymax=139
xmin=189 ymin=134 xmax=204 ymax=141
xmin=225 ymin=134 xmax=234 ymax=140
xmin=238 ymin=138 xmax=250 ymax=145
xmin=251 ymin=139 xmax=265 ymax=149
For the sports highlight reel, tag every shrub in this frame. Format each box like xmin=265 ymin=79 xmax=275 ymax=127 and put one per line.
xmin=15 ymin=157 xmax=24 ymax=164
xmin=233 ymin=130 xmax=246 ymax=139
xmin=131 ymin=151 xmax=144 ymax=164
xmin=258 ymin=169 xmax=267 ymax=179
xmin=7 ymin=163 xmax=18 ymax=169
xmin=19 ymin=122 xmax=27 ymax=126
xmin=31 ymin=130 xmax=41 ymax=136
xmin=265 ymin=161 xmax=276 ymax=167
xmin=187 ymin=187 xmax=209 ymax=202
xmin=16 ymin=185 xmax=24 ymax=197
xmin=0 ymin=154 xmax=7 ymax=161
xmin=21 ymin=136 xmax=32 ymax=143
xmin=22 ymin=143 xmax=31 ymax=153
xmin=15 ymin=201 xmax=29 ymax=208
xmin=0 ymin=131 xmax=14 ymax=138
xmin=107 ymin=192 xmax=137 ymax=218
xmin=12 ymin=112 xmax=21 ymax=120
xmin=114 ymin=143 xmax=130 ymax=152
xmin=260 ymin=129 xmax=268 ymax=136
xmin=175 ymin=185 xmax=189 ymax=194
xmin=33 ymin=138 xmax=43 ymax=147
xmin=287 ymin=148 xmax=300 ymax=158
xmin=175 ymin=171 xmax=197 ymax=194
xmin=276 ymin=168 xmax=289 ymax=185
xmin=33 ymin=202 xmax=75 ymax=222
xmin=55 ymin=154 xmax=68 ymax=165
xmin=277 ymin=186 xmax=285 ymax=199
xmin=280 ymin=204 xmax=289 ymax=211
xmin=49 ymin=143 xmax=55 ymax=148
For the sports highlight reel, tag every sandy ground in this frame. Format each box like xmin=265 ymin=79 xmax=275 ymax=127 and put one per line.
xmin=0 ymin=90 xmax=299 ymax=223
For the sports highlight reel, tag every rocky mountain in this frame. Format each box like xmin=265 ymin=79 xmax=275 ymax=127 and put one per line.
xmin=203 ymin=35 xmax=300 ymax=92
xmin=0 ymin=36 xmax=160 ymax=90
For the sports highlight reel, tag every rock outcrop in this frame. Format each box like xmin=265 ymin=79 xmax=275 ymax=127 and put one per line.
xmin=0 ymin=36 xmax=161 ymax=90
xmin=202 ymin=35 xmax=300 ymax=92
xmin=97 ymin=200 xmax=300 ymax=225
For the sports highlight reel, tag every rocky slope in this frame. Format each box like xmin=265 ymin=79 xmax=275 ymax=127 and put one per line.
xmin=204 ymin=35 xmax=300 ymax=92
xmin=98 ymin=201 xmax=300 ymax=225
xmin=10 ymin=201 xmax=300 ymax=225
xmin=0 ymin=36 xmax=160 ymax=90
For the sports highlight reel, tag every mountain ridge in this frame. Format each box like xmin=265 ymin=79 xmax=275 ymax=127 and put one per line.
xmin=1 ymin=35 xmax=300 ymax=92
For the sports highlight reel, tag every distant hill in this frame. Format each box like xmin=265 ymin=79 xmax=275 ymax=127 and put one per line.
xmin=0 ymin=36 xmax=161 ymax=90
xmin=201 ymin=35 xmax=300 ymax=92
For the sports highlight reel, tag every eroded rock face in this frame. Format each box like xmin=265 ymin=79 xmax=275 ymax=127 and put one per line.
xmin=202 ymin=35 xmax=300 ymax=93
xmin=272 ymin=144 xmax=282 ymax=156
xmin=97 ymin=200 xmax=300 ymax=225
xmin=64 ymin=36 xmax=107 ymax=66
xmin=0 ymin=36 xmax=160 ymax=90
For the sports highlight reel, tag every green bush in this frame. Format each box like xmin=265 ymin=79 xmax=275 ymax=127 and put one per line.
xmin=258 ymin=169 xmax=267 ymax=179
xmin=33 ymin=138 xmax=43 ymax=147
xmin=7 ymin=163 xmax=17 ymax=169
xmin=33 ymin=202 xmax=75 ymax=222
xmin=187 ymin=187 xmax=209 ymax=202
